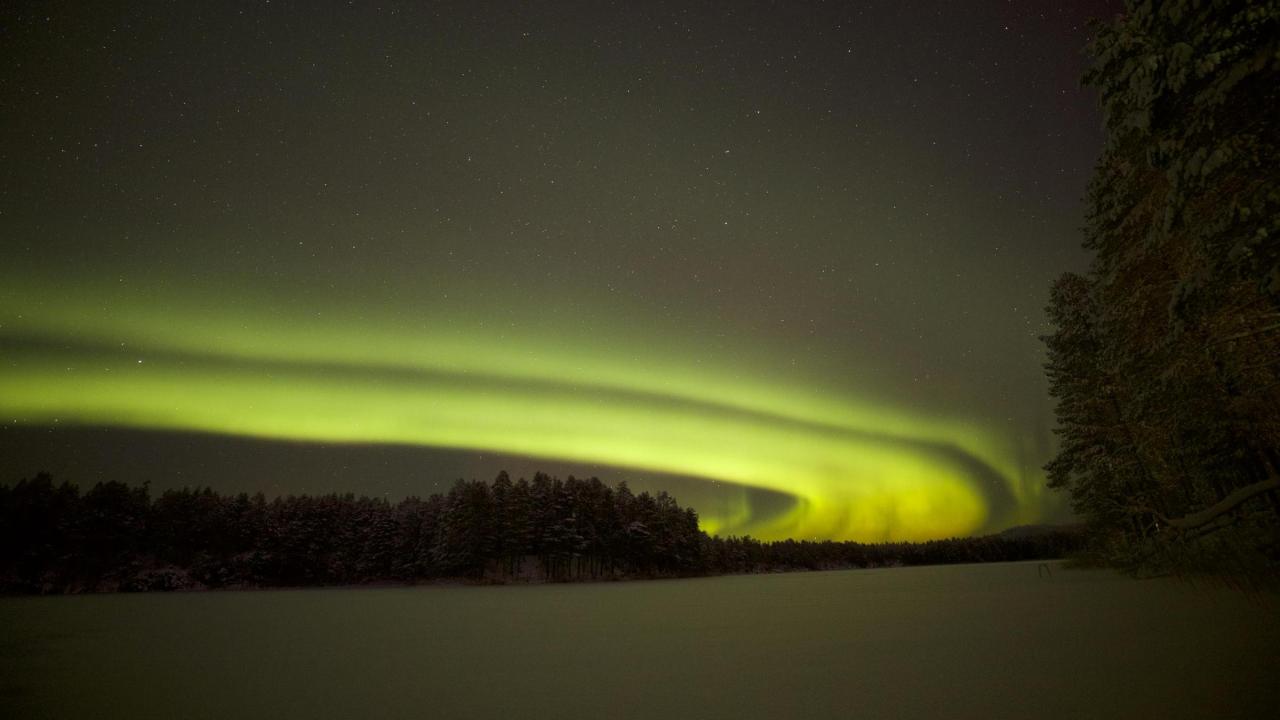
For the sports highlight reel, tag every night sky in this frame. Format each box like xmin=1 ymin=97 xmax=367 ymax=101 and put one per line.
xmin=1 ymin=0 xmax=1117 ymax=541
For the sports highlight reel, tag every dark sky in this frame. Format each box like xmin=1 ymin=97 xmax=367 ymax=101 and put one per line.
xmin=0 ymin=0 xmax=1118 ymax=541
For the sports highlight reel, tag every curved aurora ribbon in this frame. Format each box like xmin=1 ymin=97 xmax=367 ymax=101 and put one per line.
xmin=0 ymin=274 xmax=1035 ymax=541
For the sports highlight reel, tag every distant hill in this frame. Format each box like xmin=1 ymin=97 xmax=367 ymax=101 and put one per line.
xmin=998 ymin=523 xmax=1085 ymax=539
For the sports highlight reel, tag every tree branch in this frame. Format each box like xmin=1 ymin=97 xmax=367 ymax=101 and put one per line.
xmin=1166 ymin=478 xmax=1280 ymax=531
xmin=1211 ymin=323 xmax=1280 ymax=345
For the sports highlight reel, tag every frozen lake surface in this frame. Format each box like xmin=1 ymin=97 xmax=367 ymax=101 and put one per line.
xmin=2 ymin=560 xmax=1277 ymax=719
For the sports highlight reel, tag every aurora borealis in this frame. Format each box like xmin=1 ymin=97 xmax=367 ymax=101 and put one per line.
xmin=0 ymin=1 xmax=1115 ymax=541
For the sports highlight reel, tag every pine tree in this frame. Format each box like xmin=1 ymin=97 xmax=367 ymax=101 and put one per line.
xmin=1044 ymin=0 xmax=1280 ymax=577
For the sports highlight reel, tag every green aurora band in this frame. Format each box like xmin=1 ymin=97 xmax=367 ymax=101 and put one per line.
xmin=1 ymin=274 xmax=1046 ymax=541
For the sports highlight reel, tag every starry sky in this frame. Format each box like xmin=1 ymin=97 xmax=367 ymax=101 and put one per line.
xmin=0 ymin=0 xmax=1117 ymax=541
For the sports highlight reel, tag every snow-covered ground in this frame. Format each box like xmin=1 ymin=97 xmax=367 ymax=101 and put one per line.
xmin=2 ymin=560 xmax=1276 ymax=719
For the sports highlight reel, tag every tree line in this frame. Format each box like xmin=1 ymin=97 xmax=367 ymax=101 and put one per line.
xmin=0 ymin=472 xmax=1080 ymax=593
xmin=1043 ymin=1 xmax=1279 ymax=579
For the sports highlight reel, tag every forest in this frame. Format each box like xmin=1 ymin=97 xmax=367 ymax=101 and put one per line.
xmin=0 ymin=472 xmax=1080 ymax=594
xmin=1042 ymin=1 xmax=1279 ymax=579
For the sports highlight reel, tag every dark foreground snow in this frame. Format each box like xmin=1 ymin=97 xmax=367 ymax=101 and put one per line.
xmin=2 ymin=560 xmax=1276 ymax=719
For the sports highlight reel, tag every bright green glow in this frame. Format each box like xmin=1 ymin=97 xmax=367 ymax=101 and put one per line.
xmin=0 ymin=274 xmax=1037 ymax=540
